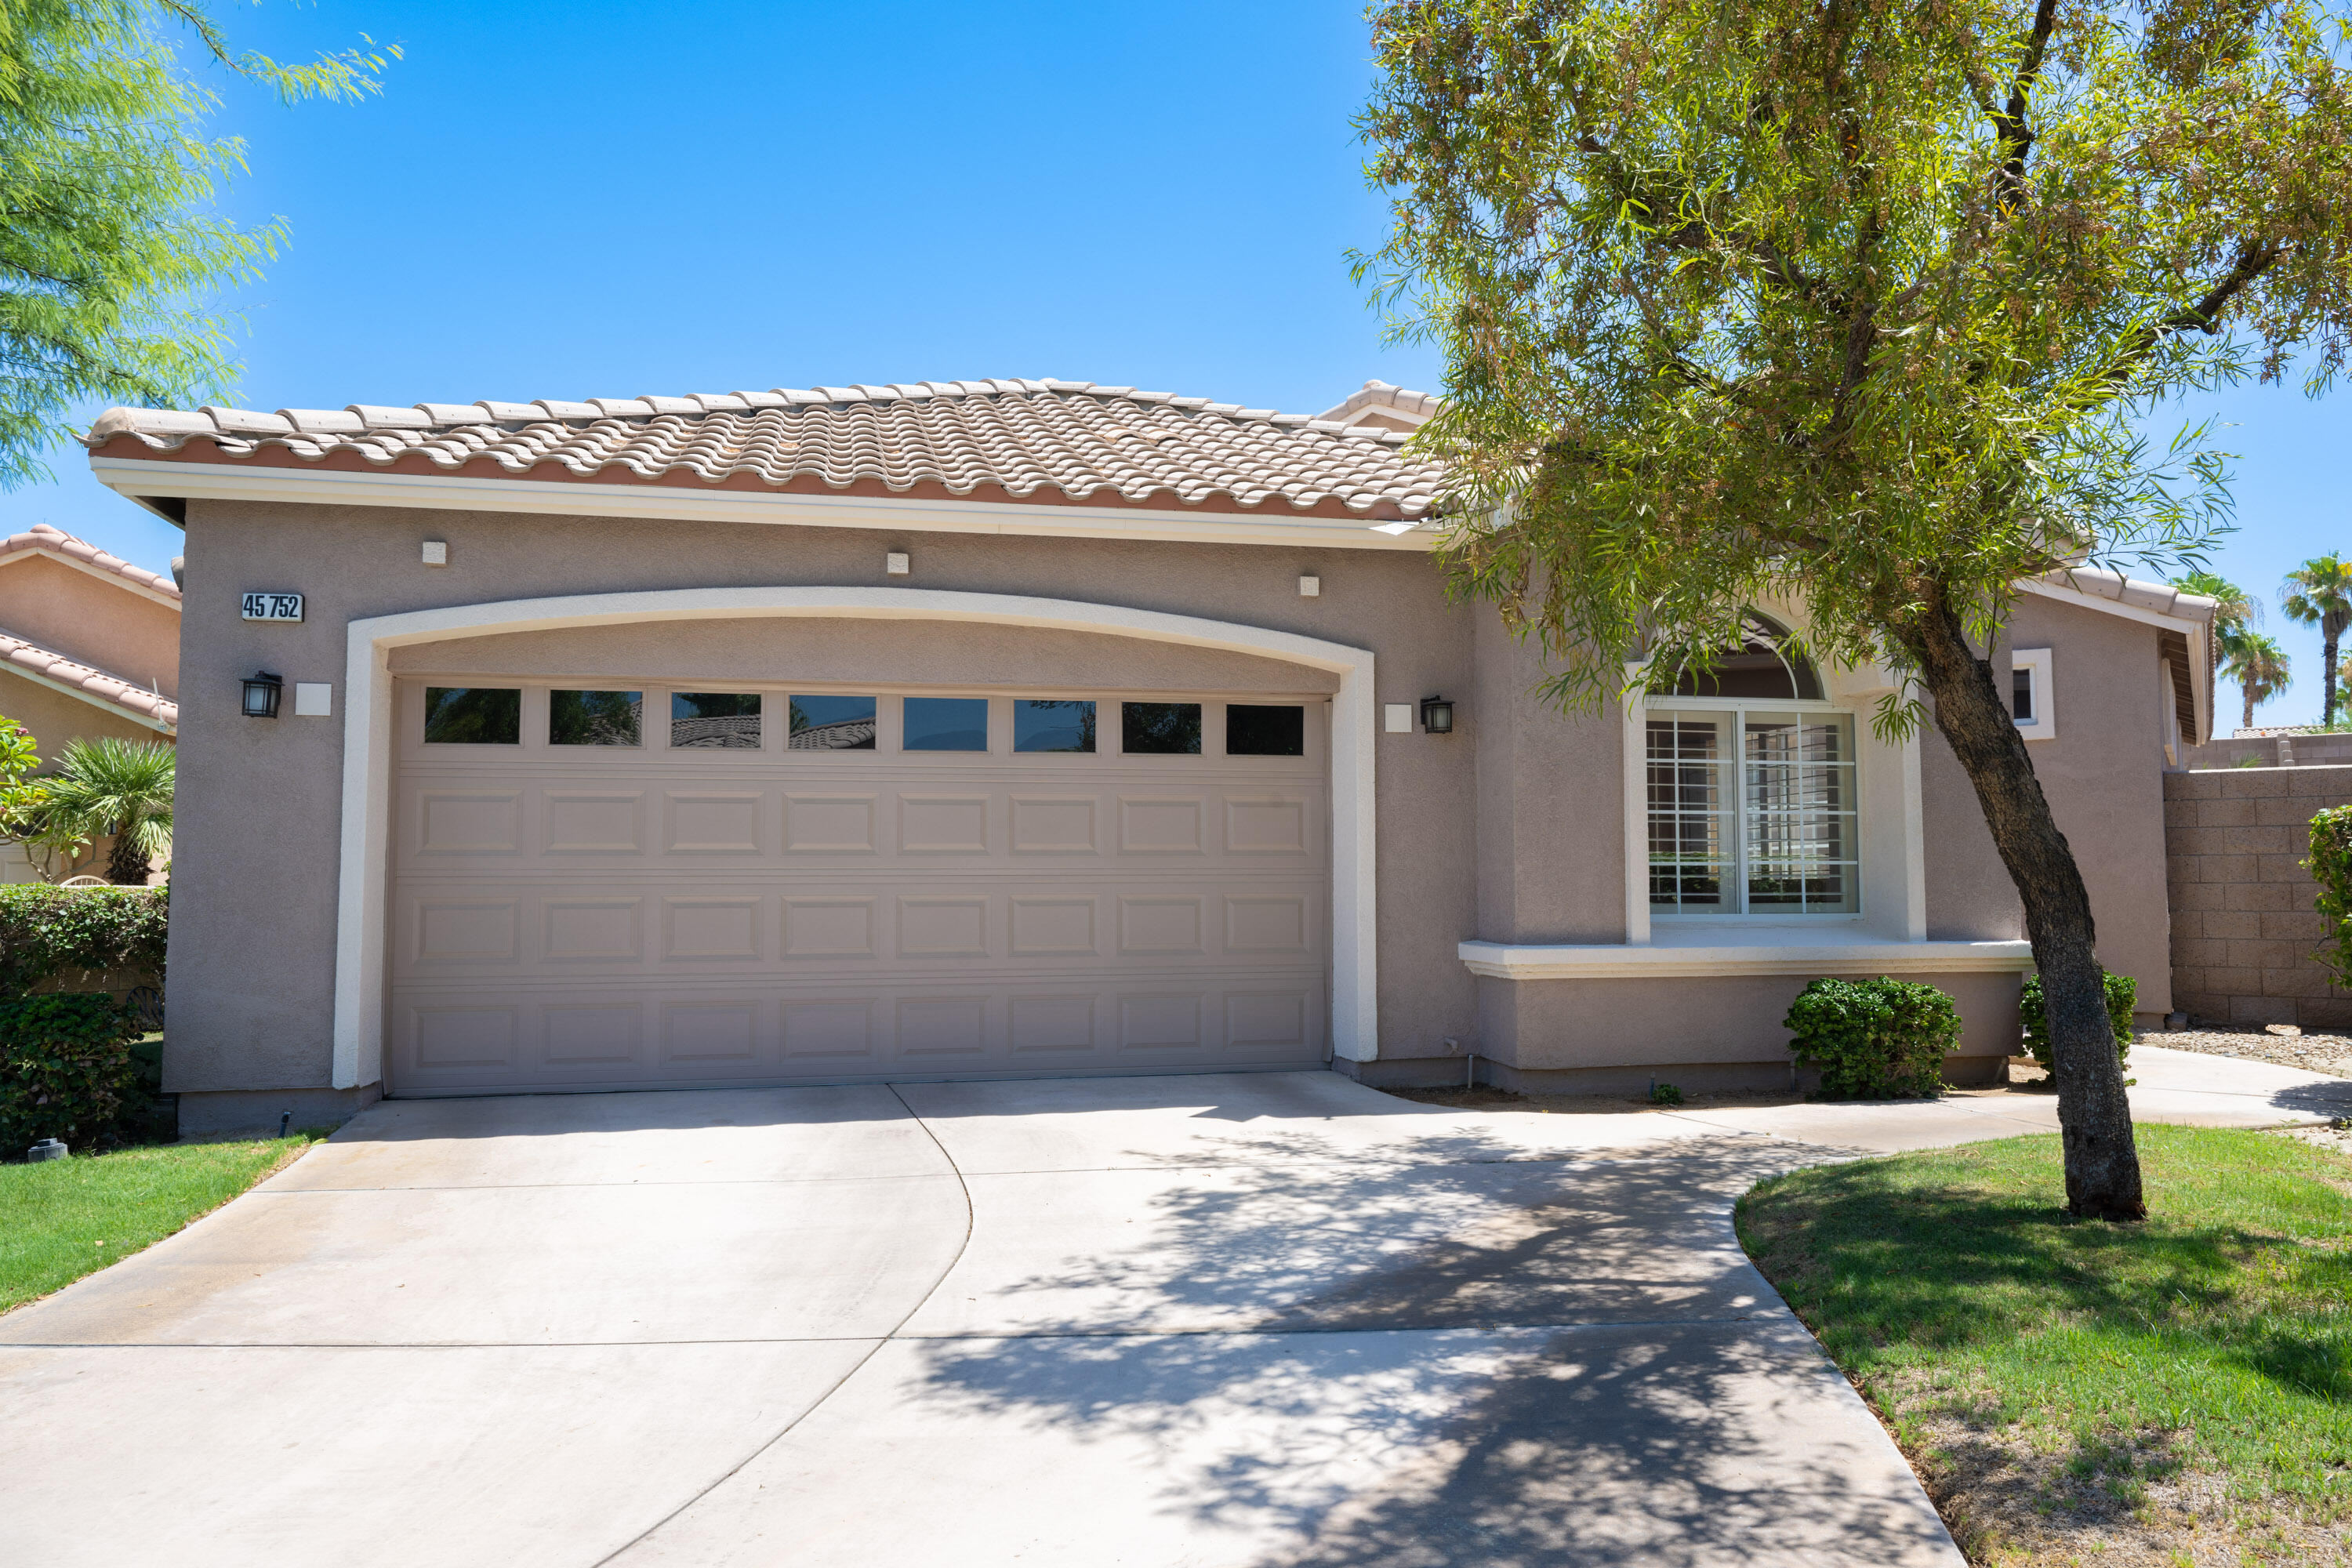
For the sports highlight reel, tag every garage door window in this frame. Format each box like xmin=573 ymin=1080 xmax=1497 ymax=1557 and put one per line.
xmin=1123 ymin=702 xmax=1201 ymax=755
xmin=550 ymin=690 xmax=641 ymax=747
xmin=904 ymin=697 xmax=988 ymax=752
xmin=672 ymin=692 xmax=762 ymax=750
xmin=788 ymin=695 xmax=877 ymax=750
xmin=1227 ymin=704 xmax=1305 ymax=757
xmin=423 ymin=687 xmax=520 ymax=745
xmin=1014 ymin=699 xmax=1095 ymax=753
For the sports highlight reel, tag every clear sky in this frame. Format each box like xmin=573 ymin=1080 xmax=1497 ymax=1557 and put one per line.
xmin=6 ymin=1 xmax=2343 ymax=728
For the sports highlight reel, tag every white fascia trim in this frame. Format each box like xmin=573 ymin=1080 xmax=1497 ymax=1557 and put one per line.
xmin=0 ymin=547 xmax=182 ymax=612
xmin=1459 ymin=937 xmax=2034 ymax=980
xmin=2021 ymin=577 xmax=2206 ymax=634
xmin=93 ymin=456 xmax=1441 ymax=554
xmin=332 ymin=586 xmax=1379 ymax=1090
xmin=0 ymin=662 xmax=175 ymax=734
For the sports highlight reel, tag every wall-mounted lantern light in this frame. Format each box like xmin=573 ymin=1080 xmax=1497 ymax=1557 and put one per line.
xmin=1419 ymin=694 xmax=1455 ymax=734
xmin=241 ymin=670 xmax=283 ymax=718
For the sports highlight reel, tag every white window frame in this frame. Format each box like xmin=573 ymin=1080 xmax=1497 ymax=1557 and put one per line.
xmin=2011 ymin=648 xmax=2055 ymax=742
xmin=1642 ymin=693 xmax=1864 ymax=924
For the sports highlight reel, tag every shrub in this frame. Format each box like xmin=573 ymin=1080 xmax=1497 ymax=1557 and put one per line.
xmin=0 ymin=993 xmax=143 ymax=1152
xmin=1784 ymin=976 xmax=1960 ymax=1099
xmin=2017 ymin=969 xmax=2137 ymax=1073
xmin=2308 ymin=805 xmax=2352 ymax=990
xmin=0 ymin=883 xmax=168 ymax=998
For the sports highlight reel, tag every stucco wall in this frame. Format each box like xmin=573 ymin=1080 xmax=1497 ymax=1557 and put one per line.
xmin=0 ymin=553 xmax=180 ymax=697
xmin=2165 ymin=764 xmax=2352 ymax=1029
xmin=165 ymin=499 xmax=1478 ymax=1094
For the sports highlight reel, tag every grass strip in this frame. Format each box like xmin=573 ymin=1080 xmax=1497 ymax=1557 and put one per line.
xmin=1738 ymin=1124 xmax=2352 ymax=1563
xmin=0 ymin=1132 xmax=325 ymax=1315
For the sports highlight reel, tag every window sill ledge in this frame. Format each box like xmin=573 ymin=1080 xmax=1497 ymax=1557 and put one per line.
xmin=1458 ymin=934 xmax=2034 ymax=981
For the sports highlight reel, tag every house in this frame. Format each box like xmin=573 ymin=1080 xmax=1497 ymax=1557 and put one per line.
xmin=82 ymin=378 xmax=2213 ymax=1134
xmin=0 ymin=523 xmax=180 ymax=884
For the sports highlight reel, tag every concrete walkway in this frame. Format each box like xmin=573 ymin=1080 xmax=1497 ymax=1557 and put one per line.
xmin=4 ymin=1047 xmax=2344 ymax=1567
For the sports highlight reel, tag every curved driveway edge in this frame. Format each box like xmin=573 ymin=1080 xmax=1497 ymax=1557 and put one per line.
xmin=9 ymin=1047 xmax=2338 ymax=1567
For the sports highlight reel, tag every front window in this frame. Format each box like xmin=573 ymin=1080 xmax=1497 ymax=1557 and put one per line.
xmin=1646 ymin=615 xmax=1858 ymax=916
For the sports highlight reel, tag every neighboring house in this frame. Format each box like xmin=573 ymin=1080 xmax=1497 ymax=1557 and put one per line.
xmin=82 ymin=378 xmax=2212 ymax=1134
xmin=0 ymin=523 xmax=180 ymax=884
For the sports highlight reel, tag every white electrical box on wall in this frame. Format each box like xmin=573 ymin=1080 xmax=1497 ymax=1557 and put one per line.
xmin=1384 ymin=704 xmax=1413 ymax=733
xmin=293 ymin=683 xmax=333 ymax=717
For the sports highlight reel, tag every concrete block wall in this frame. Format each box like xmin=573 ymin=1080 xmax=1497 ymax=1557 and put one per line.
xmin=2164 ymin=764 xmax=2352 ymax=1027
xmin=2180 ymin=732 xmax=2352 ymax=770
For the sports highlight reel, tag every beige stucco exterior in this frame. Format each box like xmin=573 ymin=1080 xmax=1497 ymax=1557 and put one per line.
xmin=143 ymin=487 xmax=2198 ymax=1114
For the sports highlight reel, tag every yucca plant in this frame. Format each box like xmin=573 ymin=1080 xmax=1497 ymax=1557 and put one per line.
xmin=42 ymin=738 xmax=173 ymax=885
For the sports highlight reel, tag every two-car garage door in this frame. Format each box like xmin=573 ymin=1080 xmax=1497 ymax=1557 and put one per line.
xmin=385 ymin=675 xmax=1331 ymax=1094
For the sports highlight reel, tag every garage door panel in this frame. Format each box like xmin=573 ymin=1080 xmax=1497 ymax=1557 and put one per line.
xmin=388 ymin=681 xmax=1329 ymax=1094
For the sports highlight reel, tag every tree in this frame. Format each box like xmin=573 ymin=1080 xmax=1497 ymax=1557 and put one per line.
xmin=2221 ymin=630 xmax=2291 ymax=731
xmin=0 ymin=1 xmax=394 ymax=487
xmin=2281 ymin=555 xmax=2352 ymax=724
xmin=42 ymin=735 xmax=172 ymax=884
xmin=1359 ymin=0 xmax=2352 ymax=1219
xmin=2175 ymin=569 xmax=2256 ymax=686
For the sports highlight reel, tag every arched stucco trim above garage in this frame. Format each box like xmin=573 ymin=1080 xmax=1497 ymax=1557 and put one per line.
xmin=332 ymin=587 xmax=1379 ymax=1091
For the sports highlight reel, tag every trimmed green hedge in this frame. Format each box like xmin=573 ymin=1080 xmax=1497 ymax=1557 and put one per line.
xmin=0 ymin=884 xmax=168 ymax=997
xmin=0 ymin=993 xmax=143 ymax=1151
xmin=2017 ymin=969 xmax=2136 ymax=1074
xmin=1784 ymin=976 xmax=1961 ymax=1099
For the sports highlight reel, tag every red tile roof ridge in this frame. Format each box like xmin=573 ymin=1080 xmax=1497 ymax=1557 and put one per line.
xmin=0 ymin=625 xmax=176 ymax=731
xmin=0 ymin=521 xmax=180 ymax=601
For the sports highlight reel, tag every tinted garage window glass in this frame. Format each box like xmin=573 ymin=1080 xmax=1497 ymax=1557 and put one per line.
xmin=904 ymin=697 xmax=988 ymax=752
xmin=1226 ymin=704 xmax=1305 ymax=757
xmin=1123 ymin=702 xmax=1202 ymax=755
xmin=550 ymin=690 xmax=642 ymax=746
xmin=423 ymin=687 xmax=521 ymax=745
xmin=671 ymin=692 xmax=762 ymax=750
xmin=789 ymin=695 xmax=877 ymax=751
xmin=1014 ymin=699 xmax=1095 ymax=753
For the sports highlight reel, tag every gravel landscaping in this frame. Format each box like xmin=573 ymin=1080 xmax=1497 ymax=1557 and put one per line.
xmin=2146 ymin=1025 xmax=2352 ymax=1077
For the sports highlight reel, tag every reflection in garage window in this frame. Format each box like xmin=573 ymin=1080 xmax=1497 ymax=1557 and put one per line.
xmin=788 ymin=694 xmax=877 ymax=750
xmin=1123 ymin=702 xmax=1202 ymax=755
xmin=423 ymin=687 xmax=521 ymax=745
xmin=1227 ymin=704 xmax=1305 ymax=757
xmin=1014 ymin=699 xmax=1095 ymax=753
xmin=550 ymin=690 xmax=642 ymax=746
xmin=905 ymin=697 xmax=988 ymax=752
xmin=672 ymin=691 xmax=762 ymax=750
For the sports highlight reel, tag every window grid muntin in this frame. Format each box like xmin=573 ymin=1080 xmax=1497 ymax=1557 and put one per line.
xmin=1647 ymin=699 xmax=1858 ymax=916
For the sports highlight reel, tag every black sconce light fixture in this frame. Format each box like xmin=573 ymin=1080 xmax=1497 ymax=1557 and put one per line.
xmin=241 ymin=670 xmax=283 ymax=719
xmin=1419 ymin=694 xmax=1455 ymax=734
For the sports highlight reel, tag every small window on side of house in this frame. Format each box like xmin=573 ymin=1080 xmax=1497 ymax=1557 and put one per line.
xmin=2011 ymin=649 xmax=2055 ymax=741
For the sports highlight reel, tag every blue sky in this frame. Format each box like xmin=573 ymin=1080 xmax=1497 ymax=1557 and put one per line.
xmin=6 ymin=1 xmax=2343 ymax=727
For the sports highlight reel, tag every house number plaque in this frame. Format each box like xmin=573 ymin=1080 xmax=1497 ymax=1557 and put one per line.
xmin=241 ymin=592 xmax=304 ymax=622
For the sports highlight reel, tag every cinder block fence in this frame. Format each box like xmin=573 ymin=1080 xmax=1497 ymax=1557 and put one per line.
xmin=2164 ymin=764 xmax=2352 ymax=1029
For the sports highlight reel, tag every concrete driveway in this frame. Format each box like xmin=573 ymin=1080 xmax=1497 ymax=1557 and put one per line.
xmin=5 ymin=1046 xmax=2345 ymax=1567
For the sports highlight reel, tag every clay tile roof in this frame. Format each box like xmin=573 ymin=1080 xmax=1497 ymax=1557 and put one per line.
xmin=0 ymin=626 xmax=176 ymax=731
xmin=2038 ymin=565 xmax=2220 ymax=624
xmin=0 ymin=521 xmax=180 ymax=601
xmin=82 ymin=378 xmax=1449 ymax=521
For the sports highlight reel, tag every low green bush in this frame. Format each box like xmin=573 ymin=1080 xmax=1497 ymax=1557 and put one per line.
xmin=0 ymin=884 xmax=169 ymax=998
xmin=1784 ymin=976 xmax=1960 ymax=1098
xmin=0 ymin=993 xmax=143 ymax=1152
xmin=2016 ymin=969 xmax=2136 ymax=1074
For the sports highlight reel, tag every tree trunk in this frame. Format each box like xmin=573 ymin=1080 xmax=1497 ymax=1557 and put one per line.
xmin=2243 ymin=684 xmax=2256 ymax=731
xmin=2327 ymin=632 xmax=2342 ymax=726
xmin=105 ymin=827 xmax=147 ymax=886
xmin=1897 ymin=593 xmax=2146 ymax=1221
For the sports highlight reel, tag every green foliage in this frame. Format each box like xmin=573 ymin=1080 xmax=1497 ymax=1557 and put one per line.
xmin=2018 ymin=969 xmax=2137 ymax=1074
xmin=1 ymin=1130 xmax=321 ymax=1308
xmin=2220 ymin=630 xmax=2292 ymax=730
xmin=2281 ymin=556 xmax=2352 ymax=724
xmin=1647 ymin=1080 xmax=1684 ymax=1105
xmin=38 ymin=735 xmax=172 ymax=884
xmin=0 ymin=992 xmax=141 ymax=1150
xmin=0 ymin=882 xmax=169 ymax=996
xmin=0 ymin=1 xmax=394 ymax=487
xmin=1784 ymin=976 xmax=1959 ymax=1098
xmin=1355 ymin=0 xmax=2352 ymax=717
xmin=1736 ymin=1127 xmax=2352 ymax=1505
xmin=2307 ymin=805 xmax=2352 ymax=990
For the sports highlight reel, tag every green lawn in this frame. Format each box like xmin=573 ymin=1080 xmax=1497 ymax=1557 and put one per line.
xmin=0 ymin=1133 xmax=325 ymax=1315
xmin=1738 ymin=1125 xmax=2352 ymax=1564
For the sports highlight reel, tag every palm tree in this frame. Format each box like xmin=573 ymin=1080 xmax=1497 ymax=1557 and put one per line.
xmin=2221 ymin=630 xmax=2292 ymax=731
xmin=2174 ymin=570 xmax=2258 ymax=684
xmin=42 ymin=737 xmax=173 ymax=885
xmin=2281 ymin=555 xmax=2352 ymax=724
